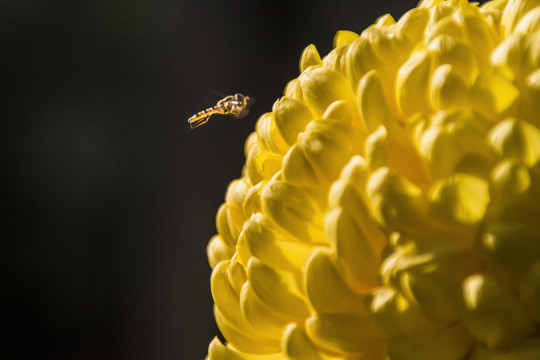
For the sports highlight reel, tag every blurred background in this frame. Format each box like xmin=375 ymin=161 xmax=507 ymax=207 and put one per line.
xmin=4 ymin=0 xmax=422 ymax=359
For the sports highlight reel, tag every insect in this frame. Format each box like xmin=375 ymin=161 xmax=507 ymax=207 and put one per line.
xmin=188 ymin=93 xmax=252 ymax=129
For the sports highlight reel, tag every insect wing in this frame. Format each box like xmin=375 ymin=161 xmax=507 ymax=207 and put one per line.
xmin=234 ymin=107 xmax=250 ymax=119
xmin=231 ymin=95 xmax=255 ymax=119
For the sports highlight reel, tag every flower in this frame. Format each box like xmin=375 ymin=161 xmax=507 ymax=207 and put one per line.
xmin=206 ymin=0 xmax=540 ymax=359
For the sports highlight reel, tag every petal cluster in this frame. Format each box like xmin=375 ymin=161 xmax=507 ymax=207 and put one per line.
xmin=206 ymin=0 xmax=540 ymax=359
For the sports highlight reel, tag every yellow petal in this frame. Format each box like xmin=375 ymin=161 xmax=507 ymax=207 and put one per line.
xmin=376 ymin=13 xmax=396 ymax=27
xmin=429 ymin=64 xmax=470 ymax=110
xmin=299 ymin=67 xmax=356 ymax=117
xmin=306 ymin=311 xmax=385 ymax=355
xmin=207 ymin=337 xmax=282 ymax=360
xmin=283 ymin=78 xmax=304 ymax=102
xmin=419 ymin=109 xmax=492 ymax=181
xmin=242 ymin=181 xmax=264 ymax=217
xmin=426 ymin=11 xmax=465 ymax=44
xmin=256 ymin=112 xmax=290 ymax=155
xmin=396 ymin=7 xmax=430 ymax=42
xmin=211 ymin=261 xmax=254 ymax=335
xmin=241 ymin=213 xmax=313 ymax=272
xmin=429 ymin=173 xmax=489 ymax=226
xmin=460 ymin=12 xmax=497 ymax=67
xmin=490 ymin=159 xmax=533 ymax=201
xmin=254 ymin=148 xmax=283 ymax=180
xmin=428 ymin=34 xmax=478 ymax=83
xmin=326 ymin=156 xmax=387 ymax=291
xmin=345 ymin=36 xmax=381 ymax=90
xmin=520 ymin=68 xmax=540 ymax=127
xmin=368 ymin=287 xmax=438 ymax=337
xmin=490 ymin=32 xmax=525 ymax=79
xmin=272 ymin=97 xmax=313 ymax=146
xmin=239 ymin=281 xmax=290 ymax=339
xmin=208 ymin=235 xmax=235 ymax=269
xmin=333 ymin=30 xmax=359 ymax=48
xmin=400 ymin=270 xmax=463 ymax=324
xmin=322 ymin=45 xmax=349 ymax=75
xmin=304 ymin=248 xmax=366 ymax=313
xmin=282 ymin=324 xmax=324 ymax=360
xmin=515 ymin=4 xmax=540 ymax=33
xmin=396 ymin=50 xmax=434 ymax=119
xmin=295 ymin=119 xmax=356 ymax=185
xmin=357 ymin=70 xmax=394 ymax=132
xmin=381 ymin=231 xmax=481 ymax=323
xmin=216 ymin=204 xmax=241 ymax=248
xmin=488 ymin=118 xmax=540 ymax=166
xmin=367 ymin=167 xmax=429 ymax=231
xmin=261 ymin=179 xmax=327 ymax=244
xmin=481 ymin=222 xmax=540 ymax=282
xmin=247 ymin=257 xmax=310 ymax=320
xmin=228 ymin=260 xmax=248 ymax=295
xmin=462 ymin=273 xmax=537 ymax=349
xmin=469 ymin=69 xmax=519 ymax=119
xmin=325 ymin=208 xmax=382 ymax=291
xmin=299 ymin=44 xmax=323 ymax=73
xmin=321 ymin=99 xmax=355 ymax=125
xmin=501 ymin=0 xmax=540 ymax=36
xmin=282 ymin=324 xmax=348 ymax=360
xmin=245 ymin=143 xmax=265 ymax=185
xmin=363 ymin=25 xmax=412 ymax=68
xmin=214 ymin=306 xmax=282 ymax=354
xmin=365 ymin=123 xmax=429 ymax=186
xmin=282 ymin=143 xmax=325 ymax=189
xmin=365 ymin=126 xmax=390 ymax=171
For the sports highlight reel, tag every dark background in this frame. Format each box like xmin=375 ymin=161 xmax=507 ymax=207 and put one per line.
xmin=4 ymin=1 xmax=424 ymax=359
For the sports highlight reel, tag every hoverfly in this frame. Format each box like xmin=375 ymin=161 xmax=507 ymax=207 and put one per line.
xmin=187 ymin=93 xmax=252 ymax=129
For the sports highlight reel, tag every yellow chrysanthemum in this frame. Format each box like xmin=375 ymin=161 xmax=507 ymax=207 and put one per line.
xmin=206 ymin=0 xmax=540 ymax=359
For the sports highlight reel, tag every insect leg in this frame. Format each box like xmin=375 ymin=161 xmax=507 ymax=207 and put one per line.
xmin=188 ymin=114 xmax=213 ymax=129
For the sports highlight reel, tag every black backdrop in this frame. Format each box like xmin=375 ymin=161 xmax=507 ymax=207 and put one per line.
xmin=3 ymin=0 xmax=433 ymax=359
